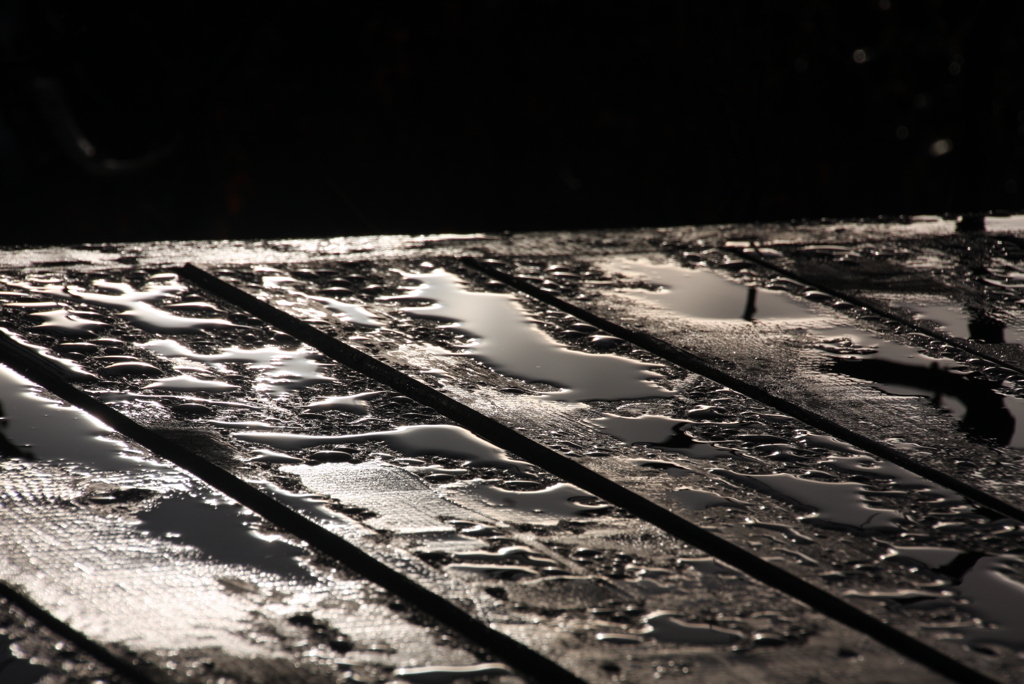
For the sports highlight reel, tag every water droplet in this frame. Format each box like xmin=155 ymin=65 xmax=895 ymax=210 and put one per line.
xmin=452 ymin=547 xmax=553 ymax=566
xmin=444 ymin=564 xmax=540 ymax=580
xmin=170 ymin=403 xmax=215 ymax=418
xmin=247 ymin=450 xmax=304 ymax=464
xmin=98 ymin=361 xmax=162 ymax=378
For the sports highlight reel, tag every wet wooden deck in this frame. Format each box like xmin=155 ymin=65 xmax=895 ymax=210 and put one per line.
xmin=2 ymin=217 xmax=1024 ymax=683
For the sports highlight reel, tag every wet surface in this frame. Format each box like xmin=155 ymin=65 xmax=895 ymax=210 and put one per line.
xmin=236 ymin=425 xmax=529 ymax=471
xmin=0 ymin=364 xmax=503 ymax=683
xmin=536 ymin=251 xmax=1024 ymax=517
xmin=297 ymin=256 xmax=1024 ymax=682
xmin=8 ymin=226 xmax=1024 ymax=681
xmin=0 ymin=266 xmax=944 ymax=682
xmin=0 ymin=599 xmax=121 ymax=684
xmin=0 ymin=634 xmax=48 ymax=684
xmin=606 ymin=258 xmax=815 ymax=322
xmin=847 ymin=545 xmax=1024 ymax=652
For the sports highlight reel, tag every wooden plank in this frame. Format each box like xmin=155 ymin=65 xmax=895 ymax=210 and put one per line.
xmin=0 ymin=363 xmax=500 ymax=684
xmin=0 ymin=265 xmax=943 ymax=683
xmin=556 ymin=245 xmax=1024 ymax=513
xmin=187 ymin=259 xmax=1021 ymax=682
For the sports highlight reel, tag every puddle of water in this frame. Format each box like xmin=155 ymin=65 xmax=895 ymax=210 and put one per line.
xmin=820 ymin=327 xmax=1024 ymax=448
xmin=28 ymin=309 xmax=108 ymax=337
xmin=592 ymin=414 xmax=736 ymax=459
xmin=137 ymin=495 xmax=313 ymax=580
xmin=717 ymin=470 xmax=905 ymax=532
xmin=793 ymin=433 xmax=958 ymax=499
xmin=143 ymin=375 xmax=239 ymax=393
xmin=824 ymin=455 xmax=959 ymax=502
xmin=392 ymin=269 xmax=671 ymax=402
xmin=640 ymin=611 xmax=743 ymax=645
xmin=43 ymin=279 xmax=238 ymax=334
xmin=876 ymin=546 xmax=1024 ymax=650
xmin=909 ymin=303 xmax=1023 ymax=346
xmin=302 ymin=294 xmax=381 ymax=328
xmin=392 ymin=663 xmax=512 ymax=684
xmin=235 ymin=425 xmax=528 ymax=472
xmin=590 ymin=259 xmax=1024 ymax=449
xmin=0 ymin=328 xmax=96 ymax=381
xmin=0 ymin=364 xmax=153 ymax=472
xmin=304 ymin=392 xmax=382 ymax=415
xmin=142 ymin=340 xmax=334 ymax=396
xmin=471 ymin=482 xmax=610 ymax=517
xmin=605 ymin=257 xmax=814 ymax=321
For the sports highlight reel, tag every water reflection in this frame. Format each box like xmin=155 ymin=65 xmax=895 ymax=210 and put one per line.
xmin=830 ymin=356 xmax=1021 ymax=447
xmin=598 ymin=258 xmax=1024 ymax=448
xmin=911 ymin=303 xmax=1020 ymax=345
xmin=392 ymin=269 xmax=671 ymax=402
xmin=235 ymin=424 xmax=529 ymax=471
xmin=821 ymin=327 xmax=1024 ymax=448
xmin=591 ymin=414 xmax=736 ymax=459
xmin=0 ymin=364 xmax=145 ymax=471
xmin=606 ymin=258 xmax=814 ymax=321
xmin=137 ymin=495 xmax=313 ymax=580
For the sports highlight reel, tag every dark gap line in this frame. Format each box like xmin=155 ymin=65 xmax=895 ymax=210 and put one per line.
xmin=180 ymin=263 xmax=991 ymax=684
xmin=0 ymin=331 xmax=583 ymax=684
xmin=0 ymin=581 xmax=158 ymax=684
xmin=464 ymin=256 xmax=1024 ymax=526
xmin=734 ymin=244 xmax=1024 ymax=378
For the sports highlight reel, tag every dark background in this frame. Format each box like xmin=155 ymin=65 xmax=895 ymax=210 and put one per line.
xmin=1 ymin=1 xmax=1022 ymax=246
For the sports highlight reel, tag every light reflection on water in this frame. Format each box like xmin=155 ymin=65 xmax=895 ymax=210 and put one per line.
xmin=392 ymin=269 xmax=671 ymax=402
xmin=606 ymin=258 xmax=815 ymax=321
xmin=599 ymin=258 xmax=1024 ymax=449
